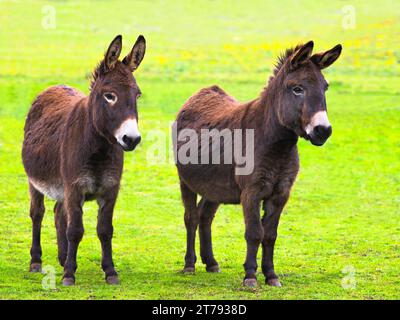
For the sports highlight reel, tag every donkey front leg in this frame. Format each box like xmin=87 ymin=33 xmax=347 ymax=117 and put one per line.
xmin=62 ymin=190 xmax=84 ymax=286
xmin=97 ymin=188 xmax=119 ymax=285
xmin=261 ymin=194 xmax=288 ymax=287
xmin=241 ymin=192 xmax=263 ymax=287
xmin=29 ymin=183 xmax=45 ymax=272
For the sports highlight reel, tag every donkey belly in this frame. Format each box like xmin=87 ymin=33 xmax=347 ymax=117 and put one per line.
xmin=178 ymin=164 xmax=241 ymax=204
xmin=29 ymin=178 xmax=64 ymax=201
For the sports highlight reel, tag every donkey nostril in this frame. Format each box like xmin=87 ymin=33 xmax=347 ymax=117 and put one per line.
xmin=122 ymin=135 xmax=131 ymax=145
xmin=315 ymin=125 xmax=323 ymax=136
xmin=314 ymin=125 xmax=332 ymax=139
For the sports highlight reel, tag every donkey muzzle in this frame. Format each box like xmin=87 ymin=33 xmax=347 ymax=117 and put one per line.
xmin=305 ymin=111 xmax=332 ymax=146
xmin=308 ymin=125 xmax=332 ymax=146
xmin=121 ymin=135 xmax=141 ymax=151
xmin=115 ymin=118 xmax=141 ymax=151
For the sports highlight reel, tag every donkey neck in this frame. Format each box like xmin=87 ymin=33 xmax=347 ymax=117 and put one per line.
xmin=82 ymin=98 xmax=116 ymax=156
xmin=258 ymin=83 xmax=298 ymax=152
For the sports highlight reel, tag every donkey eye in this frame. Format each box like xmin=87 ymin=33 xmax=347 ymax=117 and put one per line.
xmin=104 ymin=92 xmax=117 ymax=104
xmin=292 ymin=86 xmax=304 ymax=96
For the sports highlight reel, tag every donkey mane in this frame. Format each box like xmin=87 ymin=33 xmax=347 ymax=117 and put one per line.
xmin=269 ymin=44 xmax=303 ymax=83
xmin=90 ymin=60 xmax=133 ymax=91
xmin=259 ymin=44 xmax=304 ymax=105
xmin=90 ymin=60 xmax=107 ymax=90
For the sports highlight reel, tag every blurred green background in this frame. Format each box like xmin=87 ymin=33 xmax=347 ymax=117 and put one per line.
xmin=0 ymin=0 xmax=399 ymax=299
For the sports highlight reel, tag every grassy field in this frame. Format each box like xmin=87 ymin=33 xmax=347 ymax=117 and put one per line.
xmin=0 ymin=0 xmax=399 ymax=299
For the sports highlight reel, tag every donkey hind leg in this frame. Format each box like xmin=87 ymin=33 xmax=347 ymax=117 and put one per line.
xmin=29 ymin=183 xmax=45 ymax=272
xmin=181 ymin=181 xmax=198 ymax=273
xmin=261 ymin=196 xmax=287 ymax=287
xmin=54 ymin=202 xmax=67 ymax=267
xmin=198 ymin=198 xmax=220 ymax=272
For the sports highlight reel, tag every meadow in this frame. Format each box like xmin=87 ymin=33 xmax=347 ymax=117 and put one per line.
xmin=0 ymin=0 xmax=399 ymax=299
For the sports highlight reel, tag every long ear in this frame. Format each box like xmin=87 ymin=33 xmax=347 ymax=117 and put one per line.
xmin=123 ymin=35 xmax=146 ymax=72
xmin=310 ymin=44 xmax=342 ymax=69
xmin=290 ymin=40 xmax=314 ymax=69
xmin=104 ymin=35 xmax=122 ymax=72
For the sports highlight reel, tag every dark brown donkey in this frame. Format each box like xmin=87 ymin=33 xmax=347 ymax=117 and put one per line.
xmin=22 ymin=35 xmax=146 ymax=285
xmin=174 ymin=41 xmax=342 ymax=287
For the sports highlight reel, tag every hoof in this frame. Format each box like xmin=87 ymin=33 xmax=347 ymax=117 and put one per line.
xmin=62 ymin=277 xmax=75 ymax=286
xmin=106 ymin=275 xmax=120 ymax=285
xmin=206 ymin=265 xmax=221 ymax=273
xmin=243 ymin=278 xmax=258 ymax=288
xmin=29 ymin=263 xmax=42 ymax=273
xmin=266 ymin=278 xmax=282 ymax=287
xmin=182 ymin=267 xmax=195 ymax=273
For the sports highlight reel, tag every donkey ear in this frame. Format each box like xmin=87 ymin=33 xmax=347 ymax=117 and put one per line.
xmin=104 ymin=35 xmax=122 ymax=72
xmin=290 ymin=40 xmax=314 ymax=69
xmin=311 ymin=44 xmax=342 ymax=69
xmin=123 ymin=35 xmax=146 ymax=72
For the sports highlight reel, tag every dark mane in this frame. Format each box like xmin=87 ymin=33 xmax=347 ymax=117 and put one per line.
xmin=90 ymin=60 xmax=134 ymax=90
xmin=260 ymin=44 xmax=303 ymax=104
xmin=90 ymin=60 xmax=106 ymax=91
xmin=268 ymin=44 xmax=303 ymax=83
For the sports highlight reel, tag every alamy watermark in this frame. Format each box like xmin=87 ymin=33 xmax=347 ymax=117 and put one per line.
xmin=41 ymin=5 xmax=56 ymax=30
xmin=341 ymin=5 xmax=356 ymax=30
xmin=41 ymin=265 xmax=57 ymax=290
xmin=134 ymin=121 xmax=255 ymax=175
xmin=171 ymin=122 xmax=255 ymax=175
xmin=341 ymin=265 xmax=356 ymax=290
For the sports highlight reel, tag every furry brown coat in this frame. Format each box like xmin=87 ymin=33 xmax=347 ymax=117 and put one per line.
xmin=174 ymin=41 xmax=342 ymax=287
xmin=22 ymin=35 xmax=146 ymax=285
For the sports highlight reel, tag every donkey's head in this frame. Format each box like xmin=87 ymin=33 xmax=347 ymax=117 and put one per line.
xmin=89 ymin=35 xmax=146 ymax=151
xmin=275 ymin=41 xmax=342 ymax=146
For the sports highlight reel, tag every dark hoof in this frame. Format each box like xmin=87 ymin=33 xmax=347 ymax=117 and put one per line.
xmin=29 ymin=263 xmax=42 ymax=273
xmin=206 ymin=265 xmax=221 ymax=273
xmin=182 ymin=267 xmax=195 ymax=273
xmin=266 ymin=278 xmax=282 ymax=287
xmin=243 ymin=278 xmax=258 ymax=288
xmin=106 ymin=275 xmax=120 ymax=285
xmin=62 ymin=277 xmax=75 ymax=286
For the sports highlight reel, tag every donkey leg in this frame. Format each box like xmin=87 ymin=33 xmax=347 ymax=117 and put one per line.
xmin=241 ymin=191 xmax=263 ymax=287
xmin=54 ymin=201 xmax=67 ymax=267
xmin=62 ymin=191 xmax=84 ymax=286
xmin=97 ymin=188 xmax=119 ymax=285
xmin=180 ymin=181 xmax=198 ymax=273
xmin=198 ymin=198 xmax=220 ymax=272
xmin=261 ymin=195 xmax=287 ymax=287
xmin=29 ymin=183 xmax=45 ymax=272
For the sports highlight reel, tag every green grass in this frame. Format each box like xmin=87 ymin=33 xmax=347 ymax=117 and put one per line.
xmin=0 ymin=0 xmax=399 ymax=299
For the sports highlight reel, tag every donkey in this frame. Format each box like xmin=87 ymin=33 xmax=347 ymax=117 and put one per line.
xmin=22 ymin=35 xmax=146 ymax=285
xmin=174 ymin=41 xmax=342 ymax=287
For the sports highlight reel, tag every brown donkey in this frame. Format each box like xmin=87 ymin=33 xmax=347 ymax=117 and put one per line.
xmin=174 ymin=41 xmax=342 ymax=287
xmin=22 ymin=35 xmax=146 ymax=285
